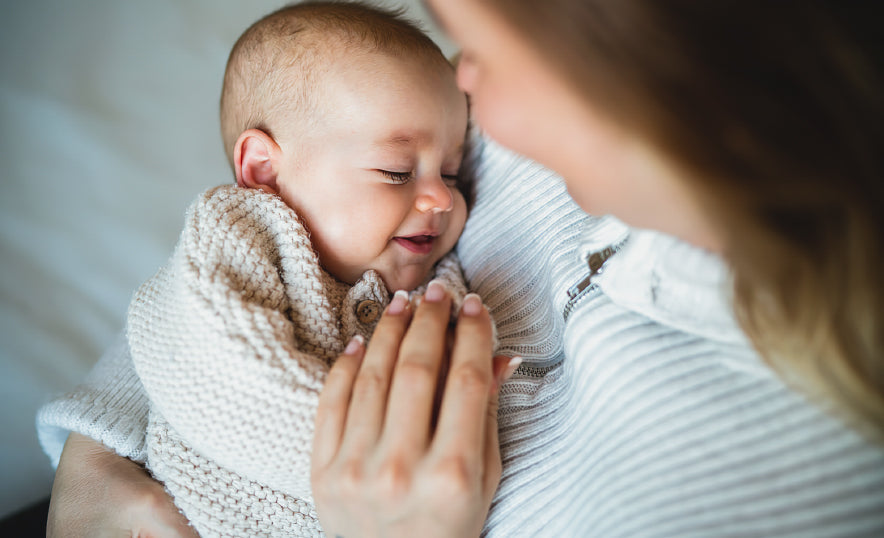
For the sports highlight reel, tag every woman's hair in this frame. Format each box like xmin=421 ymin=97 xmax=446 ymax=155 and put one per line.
xmin=484 ymin=0 xmax=884 ymax=435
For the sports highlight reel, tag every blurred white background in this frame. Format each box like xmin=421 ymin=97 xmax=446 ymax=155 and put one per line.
xmin=0 ymin=0 xmax=453 ymax=519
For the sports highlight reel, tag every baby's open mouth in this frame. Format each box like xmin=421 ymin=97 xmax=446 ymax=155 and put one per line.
xmin=393 ymin=234 xmax=436 ymax=254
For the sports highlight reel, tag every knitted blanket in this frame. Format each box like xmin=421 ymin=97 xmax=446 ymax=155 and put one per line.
xmin=128 ymin=185 xmax=468 ymax=537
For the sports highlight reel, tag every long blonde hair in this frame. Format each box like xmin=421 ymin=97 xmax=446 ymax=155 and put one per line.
xmin=484 ymin=0 xmax=884 ymax=435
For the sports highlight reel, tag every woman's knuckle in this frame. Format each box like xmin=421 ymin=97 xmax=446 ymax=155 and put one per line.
xmin=351 ymin=369 xmax=385 ymax=399
xmin=450 ymin=364 xmax=490 ymax=392
xmin=373 ymin=459 xmax=412 ymax=501
xmin=395 ymin=359 xmax=436 ymax=389
xmin=430 ymin=457 xmax=476 ymax=496
xmin=324 ymin=366 xmax=352 ymax=387
xmin=338 ymin=460 xmax=365 ymax=496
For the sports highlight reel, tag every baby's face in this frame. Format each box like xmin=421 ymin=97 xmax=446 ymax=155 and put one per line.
xmin=275 ymin=51 xmax=469 ymax=292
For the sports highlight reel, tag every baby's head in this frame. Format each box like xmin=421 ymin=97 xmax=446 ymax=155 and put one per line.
xmin=220 ymin=1 xmax=469 ymax=292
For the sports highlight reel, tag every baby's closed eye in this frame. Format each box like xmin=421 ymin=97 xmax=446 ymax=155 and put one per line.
xmin=378 ymin=169 xmax=413 ymax=184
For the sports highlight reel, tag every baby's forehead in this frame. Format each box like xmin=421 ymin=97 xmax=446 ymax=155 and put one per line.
xmin=272 ymin=38 xmax=455 ymax=102
xmin=293 ymin=30 xmax=449 ymax=72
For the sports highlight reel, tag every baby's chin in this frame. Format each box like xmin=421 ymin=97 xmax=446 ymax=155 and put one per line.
xmin=378 ymin=267 xmax=432 ymax=294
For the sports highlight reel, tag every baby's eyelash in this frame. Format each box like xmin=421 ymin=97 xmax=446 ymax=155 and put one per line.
xmin=380 ymin=170 xmax=413 ymax=184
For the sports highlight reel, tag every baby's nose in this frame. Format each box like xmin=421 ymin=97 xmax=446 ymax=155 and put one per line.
xmin=415 ymin=176 xmax=453 ymax=213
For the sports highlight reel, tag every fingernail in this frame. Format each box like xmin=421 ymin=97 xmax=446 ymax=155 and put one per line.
xmin=461 ymin=293 xmax=483 ymax=316
xmin=424 ymin=280 xmax=446 ymax=302
xmin=502 ymin=356 xmax=522 ymax=381
xmin=344 ymin=334 xmax=364 ymax=355
xmin=387 ymin=289 xmax=409 ymax=315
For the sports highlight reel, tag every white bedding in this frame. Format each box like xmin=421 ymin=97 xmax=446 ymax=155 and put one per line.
xmin=0 ymin=0 xmax=453 ymax=518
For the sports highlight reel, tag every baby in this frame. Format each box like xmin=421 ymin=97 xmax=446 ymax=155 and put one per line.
xmin=126 ymin=2 xmax=475 ymax=536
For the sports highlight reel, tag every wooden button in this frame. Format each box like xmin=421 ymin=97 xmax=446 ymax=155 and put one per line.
xmin=356 ymin=299 xmax=381 ymax=324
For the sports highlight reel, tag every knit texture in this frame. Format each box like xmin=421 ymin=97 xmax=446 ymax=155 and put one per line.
xmin=36 ymin=332 xmax=149 ymax=466
xmin=127 ymin=185 xmax=469 ymax=537
xmin=38 ymin=138 xmax=884 ymax=537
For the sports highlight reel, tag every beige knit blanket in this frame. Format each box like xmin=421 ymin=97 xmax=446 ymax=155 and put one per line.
xmin=128 ymin=185 xmax=468 ymax=537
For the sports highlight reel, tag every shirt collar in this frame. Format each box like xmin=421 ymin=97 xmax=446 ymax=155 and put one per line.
xmin=589 ymin=220 xmax=749 ymax=345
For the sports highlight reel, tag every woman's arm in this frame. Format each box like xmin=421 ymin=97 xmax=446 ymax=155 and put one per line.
xmin=47 ymin=433 xmax=197 ymax=538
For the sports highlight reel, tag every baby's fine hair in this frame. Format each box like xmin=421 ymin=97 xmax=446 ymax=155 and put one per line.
xmin=220 ymin=1 xmax=451 ymax=166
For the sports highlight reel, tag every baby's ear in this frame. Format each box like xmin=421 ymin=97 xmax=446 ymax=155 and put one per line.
xmin=233 ymin=129 xmax=282 ymax=195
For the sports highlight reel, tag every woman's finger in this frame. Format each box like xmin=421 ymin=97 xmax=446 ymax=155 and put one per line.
xmin=380 ymin=281 xmax=452 ymax=454
xmin=337 ymin=290 xmax=412 ymax=454
xmin=433 ymin=293 xmax=495 ymax=459
xmin=480 ymin=356 xmax=519 ymax=497
xmin=482 ymin=356 xmax=510 ymax=499
xmin=312 ymin=335 xmax=366 ymax=470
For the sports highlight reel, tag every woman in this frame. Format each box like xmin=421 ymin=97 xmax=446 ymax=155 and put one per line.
xmin=43 ymin=0 xmax=883 ymax=536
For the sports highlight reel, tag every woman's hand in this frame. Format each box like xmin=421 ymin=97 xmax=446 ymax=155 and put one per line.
xmin=47 ymin=433 xmax=198 ymax=538
xmin=311 ymin=282 xmax=517 ymax=538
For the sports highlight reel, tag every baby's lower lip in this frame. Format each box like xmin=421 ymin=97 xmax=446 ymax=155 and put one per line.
xmin=393 ymin=235 xmax=435 ymax=254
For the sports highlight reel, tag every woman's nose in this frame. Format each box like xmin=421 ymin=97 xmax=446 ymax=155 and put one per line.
xmin=456 ymin=56 xmax=477 ymax=95
xmin=415 ymin=175 xmax=454 ymax=213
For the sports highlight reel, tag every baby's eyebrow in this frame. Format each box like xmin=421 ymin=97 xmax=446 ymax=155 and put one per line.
xmin=386 ymin=134 xmax=419 ymax=146
xmin=373 ymin=131 xmax=430 ymax=149
xmin=372 ymin=130 xmax=464 ymax=158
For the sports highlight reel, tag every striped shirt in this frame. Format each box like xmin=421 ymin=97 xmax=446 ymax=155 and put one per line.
xmin=38 ymin=137 xmax=884 ymax=537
